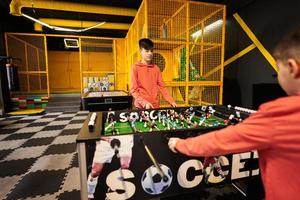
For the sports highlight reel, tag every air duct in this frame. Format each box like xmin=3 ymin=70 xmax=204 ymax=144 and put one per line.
xmin=34 ymin=19 xmax=130 ymax=32
xmin=10 ymin=0 xmax=137 ymax=17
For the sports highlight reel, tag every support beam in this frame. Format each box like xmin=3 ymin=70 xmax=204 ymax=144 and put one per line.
xmin=233 ymin=13 xmax=278 ymax=72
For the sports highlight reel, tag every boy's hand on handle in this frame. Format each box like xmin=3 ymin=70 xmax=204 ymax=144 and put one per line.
xmin=170 ymin=102 xmax=177 ymax=107
xmin=144 ymin=102 xmax=154 ymax=109
xmin=168 ymin=137 xmax=180 ymax=153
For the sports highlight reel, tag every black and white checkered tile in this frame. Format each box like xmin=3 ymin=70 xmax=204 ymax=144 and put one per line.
xmin=0 ymin=111 xmax=89 ymax=200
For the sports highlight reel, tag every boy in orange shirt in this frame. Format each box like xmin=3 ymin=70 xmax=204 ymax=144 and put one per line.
xmin=168 ymin=28 xmax=300 ymax=200
xmin=131 ymin=38 xmax=177 ymax=109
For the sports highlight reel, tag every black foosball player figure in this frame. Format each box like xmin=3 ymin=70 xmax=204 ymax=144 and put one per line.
xmin=139 ymin=111 xmax=148 ymax=122
xmin=105 ymin=112 xmax=118 ymax=135
xmin=223 ymin=114 xmax=235 ymax=125
xmin=140 ymin=112 xmax=150 ymax=128
xmin=205 ymin=106 xmax=215 ymax=118
xmin=173 ymin=111 xmax=179 ymax=123
xmin=202 ymin=156 xmax=226 ymax=184
xmin=87 ymin=134 xmax=134 ymax=199
xmin=149 ymin=119 xmax=159 ymax=132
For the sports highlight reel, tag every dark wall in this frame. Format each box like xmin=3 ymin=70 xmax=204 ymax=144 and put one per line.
xmin=0 ymin=1 xmax=35 ymax=114
xmin=223 ymin=0 xmax=300 ymax=108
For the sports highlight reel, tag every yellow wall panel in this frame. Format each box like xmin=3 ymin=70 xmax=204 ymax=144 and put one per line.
xmin=81 ymin=52 xmax=114 ymax=72
xmin=48 ymin=51 xmax=81 ymax=92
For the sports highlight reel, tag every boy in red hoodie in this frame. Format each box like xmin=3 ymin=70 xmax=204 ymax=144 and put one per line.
xmin=131 ymin=38 xmax=177 ymax=109
xmin=168 ymin=28 xmax=300 ymax=200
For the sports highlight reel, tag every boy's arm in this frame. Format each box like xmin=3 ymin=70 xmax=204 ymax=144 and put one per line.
xmin=157 ymin=69 xmax=176 ymax=105
xmin=130 ymin=66 xmax=148 ymax=107
xmin=174 ymin=109 xmax=273 ymax=157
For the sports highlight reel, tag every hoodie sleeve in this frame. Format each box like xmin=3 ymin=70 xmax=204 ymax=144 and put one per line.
xmin=156 ymin=67 xmax=175 ymax=104
xmin=175 ymin=108 xmax=273 ymax=157
xmin=130 ymin=65 xmax=148 ymax=107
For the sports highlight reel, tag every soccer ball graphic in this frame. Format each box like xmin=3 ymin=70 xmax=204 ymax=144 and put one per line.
xmin=141 ymin=164 xmax=173 ymax=195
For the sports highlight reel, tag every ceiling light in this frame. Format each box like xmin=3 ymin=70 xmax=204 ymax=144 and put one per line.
xmin=191 ymin=19 xmax=223 ymax=39
xmin=22 ymin=13 xmax=105 ymax=33
xmin=64 ymin=38 xmax=79 ymax=48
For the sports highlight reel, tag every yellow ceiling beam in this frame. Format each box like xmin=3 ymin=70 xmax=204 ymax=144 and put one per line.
xmin=34 ymin=19 xmax=130 ymax=31
xmin=10 ymin=0 xmax=137 ymax=17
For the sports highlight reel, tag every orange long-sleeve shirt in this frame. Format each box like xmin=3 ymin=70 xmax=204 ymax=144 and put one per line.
xmin=130 ymin=62 xmax=175 ymax=109
xmin=175 ymin=94 xmax=300 ymax=200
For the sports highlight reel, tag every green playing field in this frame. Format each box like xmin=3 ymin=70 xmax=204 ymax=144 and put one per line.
xmin=103 ymin=114 xmax=225 ymax=136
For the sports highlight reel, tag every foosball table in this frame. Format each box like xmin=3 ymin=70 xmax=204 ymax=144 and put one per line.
xmin=76 ymin=105 xmax=260 ymax=200
xmin=81 ymin=90 xmax=132 ymax=112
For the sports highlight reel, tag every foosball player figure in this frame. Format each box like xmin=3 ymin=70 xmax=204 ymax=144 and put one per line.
xmin=180 ymin=121 xmax=185 ymax=128
xmin=186 ymin=117 xmax=193 ymax=128
xmin=169 ymin=109 xmax=176 ymax=120
xmin=179 ymin=113 xmax=185 ymax=122
xmin=161 ymin=111 xmax=167 ymax=127
xmin=141 ymin=113 xmax=150 ymax=128
xmin=198 ymin=116 xmax=206 ymax=126
xmin=111 ymin=123 xmax=118 ymax=135
xmin=235 ymin=111 xmax=243 ymax=122
xmin=149 ymin=120 xmax=159 ymax=132
xmin=227 ymin=104 xmax=232 ymax=110
xmin=157 ymin=111 xmax=162 ymax=123
xmin=104 ymin=113 xmax=117 ymax=134
xmin=224 ymin=114 xmax=235 ymax=125
xmin=107 ymin=112 xmax=115 ymax=124
xmin=129 ymin=116 xmax=138 ymax=133
xmin=169 ymin=109 xmax=175 ymax=116
xmin=205 ymin=111 xmax=212 ymax=119
xmin=131 ymin=119 xmax=138 ymax=133
xmin=171 ymin=120 xmax=177 ymax=130
xmin=183 ymin=108 xmax=190 ymax=118
xmin=189 ymin=111 xmax=195 ymax=121
xmin=125 ymin=113 xmax=138 ymax=133
xmin=174 ymin=111 xmax=179 ymax=123
xmin=202 ymin=156 xmax=226 ymax=184
xmin=207 ymin=106 xmax=215 ymax=117
xmin=140 ymin=111 xmax=146 ymax=122
xmin=193 ymin=121 xmax=199 ymax=128
xmin=166 ymin=117 xmax=171 ymax=130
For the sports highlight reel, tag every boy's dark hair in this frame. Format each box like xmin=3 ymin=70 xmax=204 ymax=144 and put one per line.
xmin=139 ymin=38 xmax=154 ymax=50
xmin=273 ymin=27 xmax=300 ymax=62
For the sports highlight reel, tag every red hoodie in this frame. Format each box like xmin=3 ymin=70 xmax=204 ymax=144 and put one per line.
xmin=130 ymin=62 xmax=175 ymax=108
xmin=175 ymin=94 xmax=300 ymax=200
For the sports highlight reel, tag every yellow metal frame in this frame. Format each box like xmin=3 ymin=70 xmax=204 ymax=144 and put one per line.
xmin=5 ymin=33 xmax=49 ymax=96
xmin=233 ymin=13 xmax=278 ymax=72
xmin=5 ymin=32 xmax=126 ymax=97
xmin=125 ymin=0 xmax=226 ymax=106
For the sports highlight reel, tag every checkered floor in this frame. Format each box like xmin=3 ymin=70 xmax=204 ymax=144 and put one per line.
xmin=0 ymin=111 xmax=89 ymax=200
